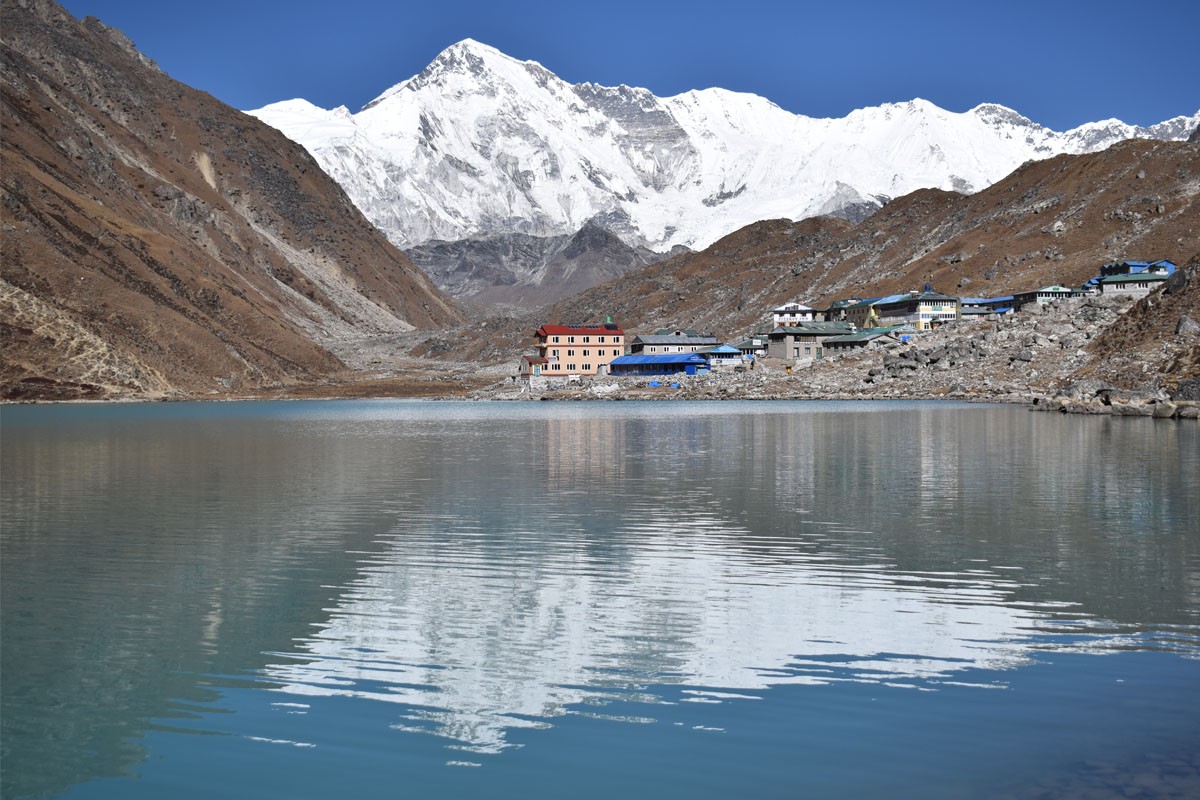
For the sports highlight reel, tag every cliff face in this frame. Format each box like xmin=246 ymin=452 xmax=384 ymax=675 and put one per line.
xmin=1 ymin=0 xmax=461 ymax=400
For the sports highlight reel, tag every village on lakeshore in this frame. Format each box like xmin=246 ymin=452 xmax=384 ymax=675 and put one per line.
xmin=513 ymin=258 xmax=1197 ymax=418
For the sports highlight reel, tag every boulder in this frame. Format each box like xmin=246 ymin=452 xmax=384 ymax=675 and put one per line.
xmin=1152 ymin=403 xmax=1178 ymax=419
xmin=1176 ymin=315 xmax=1200 ymax=336
xmin=1172 ymin=378 xmax=1200 ymax=402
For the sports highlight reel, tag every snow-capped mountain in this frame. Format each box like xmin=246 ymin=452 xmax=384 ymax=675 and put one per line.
xmin=249 ymin=39 xmax=1199 ymax=253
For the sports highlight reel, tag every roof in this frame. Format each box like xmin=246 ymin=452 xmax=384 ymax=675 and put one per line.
xmin=610 ymin=354 xmax=708 ymax=366
xmin=537 ymin=323 xmax=624 ymax=337
xmin=824 ymin=332 xmax=893 ymax=344
xmin=1104 ymin=259 xmax=1176 ymax=275
xmin=851 ymin=291 xmax=959 ymax=309
xmin=770 ymin=322 xmax=855 ymax=336
xmin=700 ymin=344 xmax=743 ymax=355
xmin=631 ymin=334 xmax=720 ymax=345
xmin=1100 ymin=273 xmax=1168 ymax=284
xmin=772 ymin=302 xmax=814 ymax=312
xmin=735 ymin=339 xmax=766 ymax=349
xmin=522 ymin=355 xmax=549 ymax=364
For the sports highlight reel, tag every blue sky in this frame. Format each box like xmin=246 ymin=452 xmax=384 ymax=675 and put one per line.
xmin=60 ymin=0 xmax=1198 ymax=130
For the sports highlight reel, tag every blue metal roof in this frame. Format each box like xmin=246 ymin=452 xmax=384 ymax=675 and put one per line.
xmin=610 ymin=354 xmax=708 ymax=366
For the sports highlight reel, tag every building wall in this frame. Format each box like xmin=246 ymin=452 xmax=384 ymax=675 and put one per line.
xmin=767 ymin=335 xmax=824 ymax=361
xmin=1099 ymin=280 xmax=1164 ymax=298
xmin=538 ymin=332 xmax=625 ymax=375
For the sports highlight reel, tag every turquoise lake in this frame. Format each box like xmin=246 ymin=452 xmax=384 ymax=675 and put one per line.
xmin=2 ymin=399 xmax=1198 ymax=799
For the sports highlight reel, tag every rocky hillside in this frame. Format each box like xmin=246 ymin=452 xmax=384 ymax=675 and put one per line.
xmin=1069 ymin=254 xmax=1200 ymax=396
xmin=404 ymin=221 xmax=684 ymax=307
xmin=1 ymin=0 xmax=461 ymax=400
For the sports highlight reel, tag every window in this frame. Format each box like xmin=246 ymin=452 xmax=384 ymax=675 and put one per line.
xmin=583 ymin=349 xmax=590 ymax=357
xmin=612 ymin=349 xmax=619 ymax=356
xmin=567 ymin=364 xmax=576 ymax=371
xmin=567 ymin=349 xmax=575 ymax=356
xmin=582 ymin=364 xmax=590 ymax=372
xmin=552 ymin=349 xmax=559 ymax=357
xmin=552 ymin=363 xmax=561 ymax=371
xmin=568 ymin=336 xmax=576 ymax=343
xmin=552 ymin=336 xmax=560 ymax=343
xmin=598 ymin=336 xmax=606 ymax=343
xmin=583 ymin=336 xmax=591 ymax=343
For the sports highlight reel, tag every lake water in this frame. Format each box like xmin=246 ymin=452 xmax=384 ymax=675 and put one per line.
xmin=2 ymin=400 xmax=1198 ymax=799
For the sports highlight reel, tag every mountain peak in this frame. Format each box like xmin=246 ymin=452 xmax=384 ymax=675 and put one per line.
xmin=362 ymin=38 xmax=547 ymax=111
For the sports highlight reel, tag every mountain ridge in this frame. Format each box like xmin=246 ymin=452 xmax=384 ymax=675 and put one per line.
xmin=249 ymin=38 xmax=1199 ymax=258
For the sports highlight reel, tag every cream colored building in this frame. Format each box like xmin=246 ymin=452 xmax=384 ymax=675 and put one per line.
xmin=533 ymin=322 xmax=625 ymax=376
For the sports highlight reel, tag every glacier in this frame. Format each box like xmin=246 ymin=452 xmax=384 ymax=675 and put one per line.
xmin=248 ymin=39 xmax=1200 ymax=253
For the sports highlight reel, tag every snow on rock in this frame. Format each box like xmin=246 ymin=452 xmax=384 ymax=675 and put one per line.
xmin=248 ymin=39 xmax=1200 ymax=253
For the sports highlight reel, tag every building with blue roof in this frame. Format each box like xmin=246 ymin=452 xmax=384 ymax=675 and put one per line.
xmin=844 ymin=289 xmax=960 ymax=331
xmin=1100 ymin=260 xmax=1176 ymax=277
xmin=698 ymin=344 xmax=746 ymax=368
xmin=1097 ymin=272 xmax=1170 ymax=298
xmin=608 ymin=353 xmax=710 ymax=376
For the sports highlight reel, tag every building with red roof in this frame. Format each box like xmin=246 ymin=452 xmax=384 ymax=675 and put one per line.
xmin=521 ymin=320 xmax=625 ymax=378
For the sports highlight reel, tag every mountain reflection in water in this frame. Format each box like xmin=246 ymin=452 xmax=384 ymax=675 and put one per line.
xmin=2 ymin=400 xmax=1197 ymax=799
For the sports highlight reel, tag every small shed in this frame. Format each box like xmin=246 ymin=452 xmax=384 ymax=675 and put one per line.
xmin=698 ymin=344 xmax=745 ymax=367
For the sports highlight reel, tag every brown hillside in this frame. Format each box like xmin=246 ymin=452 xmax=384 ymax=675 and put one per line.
xmin=1 ymin=0 xmax=461 ymax=400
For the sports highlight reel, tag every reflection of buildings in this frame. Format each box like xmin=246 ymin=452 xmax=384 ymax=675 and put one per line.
xmin=542 ymin=414 xmax=626 ymax=490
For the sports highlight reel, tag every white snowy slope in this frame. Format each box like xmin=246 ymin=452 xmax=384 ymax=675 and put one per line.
xmin=249 ymin=39 xmax=1200 ymax=252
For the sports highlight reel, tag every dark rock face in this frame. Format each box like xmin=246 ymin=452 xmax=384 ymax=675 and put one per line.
xmin=405 ymin=221 xmax=676 ymax=308
xmin=1173 ymin=377 xmax=1200 ymax=401
xmin=1189 ymin=124 xmax=1200 ymax=144
xmin=1 ymin=0 xmax=461 ymax=399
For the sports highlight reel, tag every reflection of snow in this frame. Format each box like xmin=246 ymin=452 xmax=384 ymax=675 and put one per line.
xmin=264 ymin=503 xmax=1049 ymax=755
